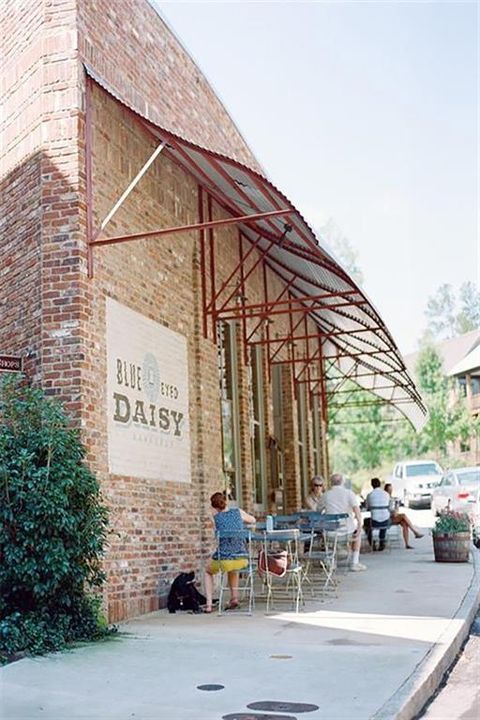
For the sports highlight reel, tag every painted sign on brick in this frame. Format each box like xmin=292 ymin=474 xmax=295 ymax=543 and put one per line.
xmin=106 ymin=298 xmax=191 ymax=482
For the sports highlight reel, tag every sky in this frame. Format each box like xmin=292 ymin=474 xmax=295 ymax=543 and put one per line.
xmin=157 ymin=0 xmax=478 ymax=355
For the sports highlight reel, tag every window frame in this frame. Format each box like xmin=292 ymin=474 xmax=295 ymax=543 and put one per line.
xmin=250 ymin=345 xmax=267 ymax=512
xmin=217 ymin=321 xmax=242 ymax=504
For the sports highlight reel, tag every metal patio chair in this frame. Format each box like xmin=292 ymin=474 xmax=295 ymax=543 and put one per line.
xmin=273 ymin=514 xmax=299 ymax=529
xmin=365 ymin=506 xmax=391 ymax=551
xmin=300 ymin=513 xmax=345 ymax=596
xmin=257 ymin=528 xmax=304 ymax=613
xmin=324 ymin=513 xmax=351 ymax=572
xmin=216 ymin=528 xmax=256 ymax=615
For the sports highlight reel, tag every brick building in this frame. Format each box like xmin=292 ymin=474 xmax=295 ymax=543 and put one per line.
xmin=0 ymin=0 xmax=426 ymax=621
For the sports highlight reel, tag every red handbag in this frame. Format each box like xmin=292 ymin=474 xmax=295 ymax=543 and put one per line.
xmin=257 ymin=549 xmax=288 ymax=577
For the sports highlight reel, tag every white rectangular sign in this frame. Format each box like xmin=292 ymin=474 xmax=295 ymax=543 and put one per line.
xmin=106 ymin=298 xmax=191 ymax=482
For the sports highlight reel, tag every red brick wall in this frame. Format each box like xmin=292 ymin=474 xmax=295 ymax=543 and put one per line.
xmin=77 ymin=0 xmax=261 ymax=171
xmin=0 ymin=154 xmax=42 ymax=381
xmin=1 ymin=0 xmax=325 ymax=622
xmin=0 ymin=0 xmax=82 ymax=393
xmin=1 ymin=1 xmax=44 ymax=380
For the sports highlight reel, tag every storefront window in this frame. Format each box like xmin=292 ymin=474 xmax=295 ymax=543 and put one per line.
xmin=271 ymin=365 xmax=285 ymax=512
xmin=251 ymin=345 xmax=267 ymax=509
xmin=297 ymin=382 xmax=308 ymax=500
xmin=217 ymin=321 xmax=241 ymax=503
xmin=312 ymin=397 xmax=322 ymax=476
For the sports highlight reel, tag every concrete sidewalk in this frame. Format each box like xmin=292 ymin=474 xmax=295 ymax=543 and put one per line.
xmin=2 ymin=535 xmax=480 ymax=720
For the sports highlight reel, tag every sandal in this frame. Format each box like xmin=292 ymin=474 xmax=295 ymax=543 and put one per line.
xmin=226 ymin=600 xmax=240 ymax=610
xmin=203 ymin=606 xmax=213 ymax=614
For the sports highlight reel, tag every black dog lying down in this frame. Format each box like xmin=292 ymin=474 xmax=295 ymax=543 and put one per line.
xmin=167 ymin=571 xmax=206 ymax=613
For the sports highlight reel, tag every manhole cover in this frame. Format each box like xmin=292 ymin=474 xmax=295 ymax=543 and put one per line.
xmin=197 ymin=684 xmax=225 ymax=691
xmin=247 ymin=702 xmax=319 ymax=713
xmin=223 ymin=715 xmax=296 ymax=720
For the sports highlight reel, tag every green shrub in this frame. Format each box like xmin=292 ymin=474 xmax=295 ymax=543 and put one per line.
xmin=432 ymin=510 xmax=471 ymax=535
xmin=0 ymin=375 xmax=110 ymax=662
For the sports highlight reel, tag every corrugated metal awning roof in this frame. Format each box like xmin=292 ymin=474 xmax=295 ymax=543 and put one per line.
xmin=85 ymin=65 xmax=427 ymax=430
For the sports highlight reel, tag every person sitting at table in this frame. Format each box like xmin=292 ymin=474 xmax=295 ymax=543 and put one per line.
xmin=305 ymin=475 xmax=325 ymax=511
xmin=321 ymin=473 xmax=366 ymax=572
xmin=203 ymin=491 xmax=256 ymax=613
xmin=365 ymin=478 xmax=391 ymax=550
xmin=384 ymin=483 xmax=424 ymax=549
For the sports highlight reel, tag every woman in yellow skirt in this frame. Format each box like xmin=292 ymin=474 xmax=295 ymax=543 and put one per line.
xmin=204 ymin=492 xmax=256 ymax=612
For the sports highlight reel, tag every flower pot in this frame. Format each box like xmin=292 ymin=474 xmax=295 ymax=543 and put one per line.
xmin=432 ymin=532 xmax=470 ymax=563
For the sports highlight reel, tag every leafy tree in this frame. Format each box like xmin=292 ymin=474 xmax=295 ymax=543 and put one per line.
xmin=0 ymin=376 xmax=110 ymax=661
xmin=456 ymin=281 xmax=480 ymax=334
xmin=328 ymin=345 xmax=478 ymax=475
xmin=424 ymin=281 xmax=480 ymax=340
xmin=414 ymin=344 xmax=477 ymax=460
xmin=317 ymin=218 xmax=364 ymax=285
xmin=425 ymin=284 xmax=457 ymax=340
xmin=328 ymin=381 xmax=399 ymax=472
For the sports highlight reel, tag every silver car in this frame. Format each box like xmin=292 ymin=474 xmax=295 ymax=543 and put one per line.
xmin=432 ymin=467 xmax=480 ymax=532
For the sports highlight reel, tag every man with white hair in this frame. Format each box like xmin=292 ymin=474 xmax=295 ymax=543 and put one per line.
xmin=321 ymin=472 xmax=366 ymax=571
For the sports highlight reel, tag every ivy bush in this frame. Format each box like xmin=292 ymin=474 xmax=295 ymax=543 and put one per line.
xmin=0 ymin=376 xmax=110 ymax=662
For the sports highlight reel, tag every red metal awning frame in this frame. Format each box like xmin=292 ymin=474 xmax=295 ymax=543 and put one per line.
xmin=83 ymin=69 xmax=427 ymax=431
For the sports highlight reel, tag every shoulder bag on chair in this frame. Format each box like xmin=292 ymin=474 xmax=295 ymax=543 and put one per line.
xmin=257 ymin=549 xmax=288 ymax=578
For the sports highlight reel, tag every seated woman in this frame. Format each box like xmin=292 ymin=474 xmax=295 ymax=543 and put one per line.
xmin=384 ymin=483 xmax=424 ymax=549
xmin=305 ymin=475 xmax=325 ymax=511
xmin=204 ymin=492 xmax=256 ymax=613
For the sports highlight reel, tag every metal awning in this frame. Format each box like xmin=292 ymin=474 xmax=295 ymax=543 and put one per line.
xmin=84 ymin=66 xmax=427 ymax=431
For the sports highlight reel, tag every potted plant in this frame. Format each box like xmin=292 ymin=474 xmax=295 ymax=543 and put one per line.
xmin=432 ymin=510 xmax=471 ymax=563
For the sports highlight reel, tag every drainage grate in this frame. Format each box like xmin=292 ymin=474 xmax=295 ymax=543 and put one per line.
xmin=197 ymin=684 xmax=225 ymax=691
xmin=247 ymin=702 xmax=319 ymax=713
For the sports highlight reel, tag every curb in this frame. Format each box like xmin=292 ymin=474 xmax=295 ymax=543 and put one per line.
xmin=371 ymin=546 xmax=480 ymax=720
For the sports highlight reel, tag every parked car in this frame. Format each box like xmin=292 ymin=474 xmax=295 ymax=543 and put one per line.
xmin=390 ymin=460 xmax=443 ymax=509
xmin=432 ymin=467 xmax=480 ymax=535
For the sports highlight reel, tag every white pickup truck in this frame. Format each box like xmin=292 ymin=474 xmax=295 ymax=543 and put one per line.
xmin=389 ymin=460 xmax=443 ymax=509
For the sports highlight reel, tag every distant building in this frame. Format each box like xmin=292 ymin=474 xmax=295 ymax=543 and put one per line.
xmin=448 ymin=340 xmax=480 ymax=465
xmin=404 ymin=330 xmax=480 ymax=465
xmin=404 ymin=329 xmax=480 ymax=377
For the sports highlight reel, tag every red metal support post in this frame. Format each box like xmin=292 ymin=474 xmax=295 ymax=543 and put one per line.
xmin=208 ymin=194 xmax=217 ymax=340
xmin=198 ymin=185 xmax=208 ymax=339
xmin=90 ymin=209 xmax=293 ymax=248
xmin=85 ymin=74 xmax=94 ymax=279
xmin=262 ymin=261 xmax=271 ymax=380
xmin=246 ymin=276 xmax=296 ymax=342
xmin=208 ymin=233 xmax=264 ymax=313
xmin=239 ymin=231 xmax=248 ymax=366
